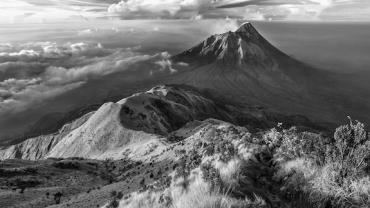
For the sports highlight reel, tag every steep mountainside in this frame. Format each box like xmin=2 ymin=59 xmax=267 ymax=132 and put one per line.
xmin=172 ymin=22 xmax=320 ymax=88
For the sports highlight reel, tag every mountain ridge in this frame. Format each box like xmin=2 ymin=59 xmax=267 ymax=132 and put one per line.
xmin=0 ymin=84 xmax=322 ymax=160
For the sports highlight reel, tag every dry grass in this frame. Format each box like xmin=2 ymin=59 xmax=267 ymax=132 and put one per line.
xmin=113 ymin=168 xmax=267 ymax=208
xmin=277 ymin=158 xmax=370 ymax=208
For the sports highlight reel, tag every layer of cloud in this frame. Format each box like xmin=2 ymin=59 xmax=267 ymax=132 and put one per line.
xmin=216 ymin=0 xmax=342 ymax=21
xmin=106 ymin=0 xmax=370 ymax=21
xmin=0 ymin=41 xmax=174 ymax=115
xmin=0 ymin=0 xmax=368 ymax=23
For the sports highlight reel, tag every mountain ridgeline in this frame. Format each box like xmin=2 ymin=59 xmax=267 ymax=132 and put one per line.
xmin=0 ymin=85 xmax=320 ymax=160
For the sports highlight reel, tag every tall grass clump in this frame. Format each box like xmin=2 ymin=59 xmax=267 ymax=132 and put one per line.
xmin=114 ymin=168 xmax=267 ymax=208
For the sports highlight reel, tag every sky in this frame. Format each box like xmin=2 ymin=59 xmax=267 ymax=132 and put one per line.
xmin=0 ymin=0 xmax=370 ymax=23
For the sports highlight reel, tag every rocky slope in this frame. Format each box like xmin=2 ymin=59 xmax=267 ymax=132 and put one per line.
xmin=0 ymin=85 xmax=234 ymax=160
xmin=0 ymin=84 xmax=320 ymax=161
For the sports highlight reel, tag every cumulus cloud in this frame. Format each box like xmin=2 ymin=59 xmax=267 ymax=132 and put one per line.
xmin=105 ymin=0 xmax=339 ymax=20
xmin=155 ymin=52 xmax=177 ymax=73
xmin=107 ymin=0 xmax=219 ymax=19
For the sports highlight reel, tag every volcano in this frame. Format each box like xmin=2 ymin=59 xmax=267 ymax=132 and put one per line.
xmin=169 ymin=22 xmax=360 ymax=125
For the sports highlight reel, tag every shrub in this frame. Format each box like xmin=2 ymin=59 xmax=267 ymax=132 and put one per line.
xmin=117 ymin=191 xmax=124 ymax=200
xmin=53 ymin=161 xmax=80 ymax=169
xmin=273 ymin=129 xmax=328 ymax=164
xmin=54 ymin=192 xmax=63 ymax=204
xmin=326 ymin=119 xmax=370 ymax=182
xmin=275 ymin=119 xmax=370 ymax=207
xmin=214 ymin=140 xmax=236 ymax=162
xmin=200 ymin=162 xmax=223 ymax=192
xmin=107 ymin=199 xmax=119 ymax=208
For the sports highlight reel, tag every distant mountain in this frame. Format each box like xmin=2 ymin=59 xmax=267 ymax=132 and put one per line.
xmin=169 ymin=22 xmax=370 ymax=125
xmin=172 ymin=22 xmax=319 ymax=86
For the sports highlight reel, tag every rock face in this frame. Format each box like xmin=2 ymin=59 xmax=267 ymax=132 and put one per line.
xmin=0 ymin=85 xmax=233 ymax=160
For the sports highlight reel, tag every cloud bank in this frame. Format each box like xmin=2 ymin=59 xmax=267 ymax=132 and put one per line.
xmin=0 ymin=41 xmax=173 ymax=115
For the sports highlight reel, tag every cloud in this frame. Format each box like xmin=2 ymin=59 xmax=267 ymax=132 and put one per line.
xmin=0 ymin=41 xmax=175 ymax=115
xmin=0 ymin=80 xmax=83 ymax=113
xmin=215 ymin=0 xmax=370 ymax=21
xmin=105 ymin=0 xmax=345 ymax=21
xmin=319 ymin=0 xmax=370 ymax=21
xmin=155 ymin=52 xmax=177 ymax=73
xmin=0 ymin=42 xmax=110 ymax=63
xmin=42 ymin=50 xmax=152 ymax=86
xmin=0 ymin=0 xmax=109 ymax=24
xmin=107 ymin=0 xmax=218 ymax=19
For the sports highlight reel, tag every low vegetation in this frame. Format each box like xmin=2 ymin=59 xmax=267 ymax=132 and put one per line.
xmin=109 ymin=119 xmax=370 ymax=208
xmin=272 ymin=119 xmax=370 ymax=207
